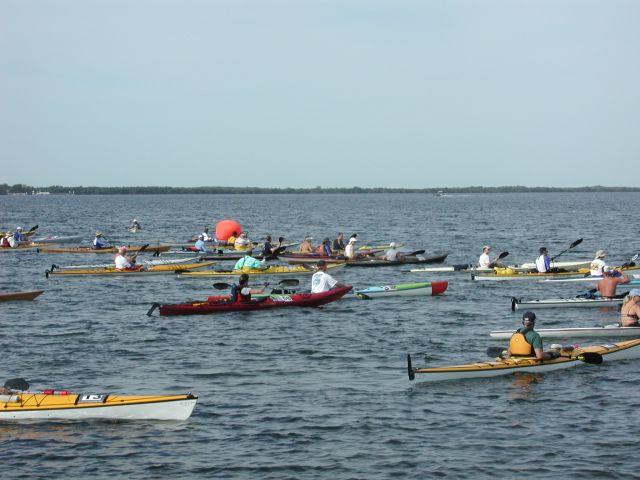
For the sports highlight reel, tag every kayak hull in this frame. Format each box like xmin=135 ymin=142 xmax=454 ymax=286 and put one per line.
xmin=37 ymin=245 xmax=170 ymax=254
xmin=511 ymin=296 xmax=624 ymax=309
xmin=471 ymin=269 xmax=590 ymax=281
xmin=176 ymin=263 xmax=344 ymax=277
xmin=490 ymin=326 xmax=640 ymax=339
xmin=354 ymin=281 xmax=448 ymax=298
xmin=0 ymin=290 xmax=44 ymax=302
xmin=45 ymin=261 xmax=215 ymax=276
xmin=345 ymin=253 xmax=448 ymax=267
xmin=0 ymin=392 xmax=197 ymax=421
xmin=32 ymin=235 xmax=84 ymax=244
xmin=409 ymin=339 xmax=640 ymax=382
xmin=156 ymin=286 xmax=352 ymax=315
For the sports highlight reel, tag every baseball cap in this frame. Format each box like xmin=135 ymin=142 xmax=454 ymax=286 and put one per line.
xmin=629 ymin=289 xmax=640 ymax=297
xmin=596 ymin=250 xmax=606 ymax=258
xmin=390 ymin=242 xmax=397 ymax=248
xmin=522 ymin=311 xmax=536 ymax=323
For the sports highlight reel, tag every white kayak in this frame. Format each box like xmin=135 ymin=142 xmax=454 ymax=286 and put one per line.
xmin=517 ymin=260 xmax=592 ymax=270
xmin=471 ymin=270 xmax=590 ymax=281
xmin=353 ymin=281 xmax=448 ymax=299
xmin=543 ymin=275 xmax=640 ymax=284
xmin=48 ymin=256 xmax=204 ymax=270
xmin=32 ymin=235 xmax=84 ymax=244
xmin=413 ymin=260 xmax=591 ymax=274
xmin=510 ymin=296 xmax=624 ymax=310
xmin=489 ymin=325 xmax=640 ymax=339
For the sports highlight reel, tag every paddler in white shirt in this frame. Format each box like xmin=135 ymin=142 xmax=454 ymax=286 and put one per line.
xmin=535 ymin=247 xmax=550 ymax=273
xmin=311 ymin=260 xmax=346 ymax=293
xmin=114 ymin=246 xmax=135 ymax=270
xmin=478 ymin=246 xmax=504 ymax=269
xmin=590 ymin=250 xmax=607 ymax=276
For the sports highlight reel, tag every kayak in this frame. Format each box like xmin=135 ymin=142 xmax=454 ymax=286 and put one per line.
xmin=408 ymin=339 xmax=640 ymax=382
xmin=353 ymin=281 xmax=448 ymax=299
xmin=517 ymin=260 xmax=592 ymax=270
xmin=47 ymin=257 xmax=204 ymax=270
xmin=0 ymin=391 xmax=197 ymax=421
xmin=510 ymin=296 xmax=624 ymax=310
xmin=344 ymin=253 xmax=448 ymax=267
xmin=36 ymin=245 xmax=171 ymax=254
xmin=32 ymin=235 xmax=84 ymax=244
xmin=149 ymin=285 xmax=352 ymax=316
xmin=490 ymin=325 xmax=640 ymax=339
xmin=45 ymin=261 xmax=216 ymax=277
xmin=279 ymin=252 xmax=350 ymax=264
xmin=0 ymin=290 xmax=44 ymax=302
xmin=412 ymin=261 xmax=589 ymax=273
xmin=176 ymin=263 xmax=345 ymax=277
xmin=471 ymin=268 xmax=590 ymax=281
xmin=0 ymin=242 xmax=49 ymax=252
xmin=543 ymin=273 xmax=640 ymax=284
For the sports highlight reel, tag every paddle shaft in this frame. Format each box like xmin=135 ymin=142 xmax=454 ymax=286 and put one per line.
xmin=551 ymin=238 xmax=583 ymax=262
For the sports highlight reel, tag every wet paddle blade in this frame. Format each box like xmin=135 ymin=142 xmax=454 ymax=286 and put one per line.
xmin=4 ymin=378 xmax=29 ymax=391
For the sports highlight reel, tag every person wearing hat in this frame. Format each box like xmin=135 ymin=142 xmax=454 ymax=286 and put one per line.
xmin=535 ymin=247 xmax=550 ymax=273
xmin=620 ymin=289 xmax=640 ymax=327
xmin=332 ymin=232 xmax=345 ymax=252
xmin=506 ymin=311 xmax=559 ymax=360
xmin=114 ymin=246 xmax=135 ymax=270
xmin=298 ymin=235 xmax=314 ymax=253
xmin=92 ymin=231 xmax=110 ymax=250
xmin=12 ymin=227 xmax=26 ymax=244
xmin=383 ymin=242 xmax=405 ymax=262
xmin=344 ymin=236 xmax=359 ymax=260
xmin=229 ymin=273 xmax=267 ymax=303
xmin=194 ymin=234 xmax=207 ymax=253
xmin=596 ymin=267 xmax=630 ymax=298
xmin=478 ymin=245 xmax=505 ymax=269
xmin=234 ymin=232 xmax=252 ymax=251
xmin=590 ymin=250 xmax=608 ymax=276
xmin=130 ymin=219 xmax=142 ymax=231
xmin=311 ymin=260 xmax=346 ymax=293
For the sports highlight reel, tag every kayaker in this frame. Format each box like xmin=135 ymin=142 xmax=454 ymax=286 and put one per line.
xmin=194 ymin=235 xmax=208 ymax=253
xmin=114 ymin=246 xmax=134 ymax=270
xmin=315 ymin=238 xmax=333 ymax=256
xmin=229 ymin=273 xmax=267 ymax=302
xmin=478 ymin=246 xmax=504 ymax=268
xmin=262 ymin=235 xmax=277 ymax=256
xmin=311 ymin=260 xmax=346 ymax=293
xmin=233 ymin=254 xmax=266 ymax=271
xmin=227 ymin=231 xmax=238 ymax=246
xmin=92 ymin=232 xmax=110 ymax=250
xmin=332 ymin=232 xmax=345 ymax=252
xmin=384 ymin=242 xmax=405 ymax=262
xmin=201 ymin=227 xmax=210 ymax=242
xmin=506 ymin=311 xmax=559 ymax=360
xmin=130 ymin=219 xmax=142 ymax=231
xmin=234 ymin=232 xmax=252 ymax=250
xmin=13 ymin=227 xmax=27 ymax=243
xmin=348 ymin=233 xmax=358 ymax=244
xmin=596 ymin=267 xmax=630 ymax=298
xmin=590 ymin=250 xmax=607 ymax=276
xmin=298 ymin=236 xmax=314 ymax=253
xmin=620 ymin=289 xmax=640 ymax=327
xmin=535 ymin=247 xmax=550 ymax=273
xmin=344 ymin=237 xmax=359 ymax=260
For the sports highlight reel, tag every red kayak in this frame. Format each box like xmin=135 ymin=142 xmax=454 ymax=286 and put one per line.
xmin=148 ymin=286 xmax=353 ymax=316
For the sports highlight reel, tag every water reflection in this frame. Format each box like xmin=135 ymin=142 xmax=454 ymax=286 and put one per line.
xmin=508 ymin=373 xmax=543 ymax=399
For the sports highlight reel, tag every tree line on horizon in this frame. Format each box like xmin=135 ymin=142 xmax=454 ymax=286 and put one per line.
xmin=1 ymin=183 xmax=638 ymax=195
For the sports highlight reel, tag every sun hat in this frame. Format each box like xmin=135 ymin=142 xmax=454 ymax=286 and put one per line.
xmin=596 ymin=250 xmax=606 ymax=258
xmin=629 ymin=289 xmax=640 ymax=297
xmin=349 ymin=238 xmax=357 ymax=244
xmin=603 ymin=266 xmax=612 ymax=273
xmin=389 ymin=242 xmax=397 ymax=248
xmin=16 ymin=226 xmax=22 ymax=231
xmin=96 ymin=231 xmax=103 ymax=236
xmin=198 ymin=235 xmax=204 ymax=240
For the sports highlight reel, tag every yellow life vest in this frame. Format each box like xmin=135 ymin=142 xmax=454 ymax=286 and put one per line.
xmin=509 ymin=331 xmax=534 ymax=357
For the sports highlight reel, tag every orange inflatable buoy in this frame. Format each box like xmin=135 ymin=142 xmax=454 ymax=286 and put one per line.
xmin=215 ymin=220 xmax=242 ymax=241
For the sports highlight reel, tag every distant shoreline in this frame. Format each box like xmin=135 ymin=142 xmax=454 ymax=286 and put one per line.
xmin=1 ymin=184 xmax=639 ymax=195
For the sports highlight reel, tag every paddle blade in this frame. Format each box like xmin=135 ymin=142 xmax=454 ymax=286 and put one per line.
xmin=569 ymin=238 xmax=583 ymax=249
xmin=4 ymin=378 xmax=29 ymax=391
xmin=213 ymin=282 xmax=232 ymax=290
xmin=278 ymin=279 xmax=300 ymax=287
xmin=355 ymin=293 xmax=372 ymax=300
xmin=486 ymin=347 xmax=507 ymax=358
xmin=577 ymin=352 xmax=603 ymax=365
xmin=497 ymin=251 xmax=509 ymax=260
xmin=407 ymin=354 xmax=415 ymax=381
xmin=408 ymin=249 xmax=426 ymax=256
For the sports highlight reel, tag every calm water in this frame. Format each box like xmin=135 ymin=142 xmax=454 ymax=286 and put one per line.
xmin=1 ymin=192 xmax=639 ymax=478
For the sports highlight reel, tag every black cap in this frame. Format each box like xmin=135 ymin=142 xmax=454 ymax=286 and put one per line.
xmin=522 ymin=311 xmax=536 ymax=323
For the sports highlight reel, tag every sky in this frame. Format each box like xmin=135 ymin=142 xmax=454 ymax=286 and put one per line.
xmin=1 ymin=0 xmax=639 ymax=188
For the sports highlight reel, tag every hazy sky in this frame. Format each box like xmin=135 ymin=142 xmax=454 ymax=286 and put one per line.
xmin=2 ymin=1 xmax=638 ymax=188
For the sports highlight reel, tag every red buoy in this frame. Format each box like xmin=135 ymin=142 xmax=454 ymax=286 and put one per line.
xmin=215 ymin=220 xmax=242 ymax=241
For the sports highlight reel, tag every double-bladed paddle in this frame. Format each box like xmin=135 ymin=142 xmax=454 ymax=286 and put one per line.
xmin=130 ymin=244 xmax=150 ymax=264
xmin=550 ymin=238 xmax=583 ymax=262
xmin=485 ymin=346 xmax=602 ymax=364
xmin=4 ymin=378 xmax=30 ymax=391
xmin=212 ymin=278 xmax=300 ymax=290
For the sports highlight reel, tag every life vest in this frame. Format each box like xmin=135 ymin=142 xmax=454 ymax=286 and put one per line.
xmin=230 ymin=284 xmax=251 ymax=303
xmin=508 ymin=330 xmax=535 ymax=357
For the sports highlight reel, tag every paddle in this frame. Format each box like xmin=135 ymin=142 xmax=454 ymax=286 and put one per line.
xmin=551 ymin=238 xmax=583 ymax=262
xmin=25 ymin=225 xmax=39 ymax=237
xmin=264 ymin=245 xmax=287 ymax=261
xmin=4 ymin=378 xmax=30 ymax=391
xmin=404 ymin=249 xmax=426 ymax=257
xmin=485 ymin=346 xmax=602 ymax=364
xmin=622 ymin=254 xmax=639 ymax=268
xmin=212 ymin=278 xmax=300 ymax=290
xmin=130 ymin=244 xmax=150 ymax=264
xmin=407 ymin=354 xmax=415 ymax=381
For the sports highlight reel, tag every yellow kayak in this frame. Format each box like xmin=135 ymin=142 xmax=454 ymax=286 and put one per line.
xmin=45 ymin=261 xmax=216 ymax=276
xmin=177 ymin=263 xmax=345 ymax=277
xmin=37 ymin=244 xmax=171 ymax=254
